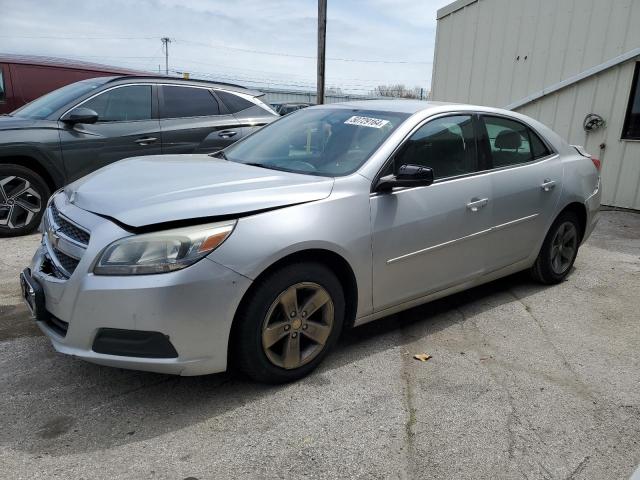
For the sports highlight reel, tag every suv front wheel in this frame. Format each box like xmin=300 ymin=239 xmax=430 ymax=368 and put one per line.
xmin=0 ymin=164 xmax=50 ymax=237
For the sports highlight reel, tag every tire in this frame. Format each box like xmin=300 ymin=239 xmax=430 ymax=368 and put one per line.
xmin=531 ymin=211 xmax=581 ymax=284
xmin=233 ymin=262 xmax=345 ymax=384
xmin=0 ymin=164 xmax=50 ymax=237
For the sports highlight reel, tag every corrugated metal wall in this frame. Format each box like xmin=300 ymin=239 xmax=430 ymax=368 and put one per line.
xmin=431 ymin=0 xmax=640 ymax=210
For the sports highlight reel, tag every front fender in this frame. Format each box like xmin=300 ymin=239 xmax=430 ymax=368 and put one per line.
xmin=0 ymin=134 xmax=65 ymax=188
xmin=208 ymin=184 xmax=374 ymax=318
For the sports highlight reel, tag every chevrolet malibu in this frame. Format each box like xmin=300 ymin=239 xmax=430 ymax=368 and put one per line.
xmin=20 ymin=101 xmax=601 ymax=383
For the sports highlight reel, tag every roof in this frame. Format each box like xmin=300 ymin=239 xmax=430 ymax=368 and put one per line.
xmin=0 ymin=53 xmax=145 ymax=75
xmin=324 ymin=99 xmax=457 ymax=114
xmin=436 ymin=0 xmax=478 ymax=20
xmin=102 ymin=76 xmax=263 ymax=96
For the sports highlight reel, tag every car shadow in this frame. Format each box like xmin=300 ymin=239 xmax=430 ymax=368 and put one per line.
xmin=0 ymin=270 xmax=549 ymax=456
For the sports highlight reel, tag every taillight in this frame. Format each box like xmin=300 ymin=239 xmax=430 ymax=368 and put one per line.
xmin=572 ymin=145 xmax=600 ymax=171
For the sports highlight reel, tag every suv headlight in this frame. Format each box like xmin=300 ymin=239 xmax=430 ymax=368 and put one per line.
xmin=94 ymin=220 xmax=236 ymax=275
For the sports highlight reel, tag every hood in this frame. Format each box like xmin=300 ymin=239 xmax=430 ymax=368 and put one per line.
xmin=66 ymin=155 xmax=334 ymax=228
xmin=0 ymin=115 xmax=40 ymax=131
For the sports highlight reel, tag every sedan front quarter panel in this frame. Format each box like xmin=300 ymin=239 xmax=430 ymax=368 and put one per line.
xmin=209 ymin=175 xmax=374 ymax=319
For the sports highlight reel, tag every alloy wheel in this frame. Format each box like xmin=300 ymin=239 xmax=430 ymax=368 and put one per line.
xmin=261 ymin=282 xmax=334 ymax=370
xmin=0 ymin=176 xmax=43 ymax=230
xmin=550 ymin=221 xmax=578 ymax=275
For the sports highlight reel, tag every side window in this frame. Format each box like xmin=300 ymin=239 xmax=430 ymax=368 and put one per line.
xmin=530 ymin=130 xmax=551 ymax=159
xmin=82 ymin=85 xmax=152 ymax=122
xmin=483 ymin=116 xmax=549 ymax=167
xmin=0 ymin=66 xmax=5 ymax=102
xmin=395 ymin=115 xmax=477 ymax=180
xmin=161 ymin=86 xmax=220 ymax=118
xmin=215 ymin=90 xmax=254 ymax=113
xmin=622 ymin=62 xmax=640 ymax=140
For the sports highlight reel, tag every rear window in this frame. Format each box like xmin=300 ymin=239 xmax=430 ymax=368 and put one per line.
xmin=483 ymin=115 xmax=550 ymax=168
xmin=215 ymin=90 xmax=255 ymax=113
xmin=162 ymin=86 xmax=220 ymax=118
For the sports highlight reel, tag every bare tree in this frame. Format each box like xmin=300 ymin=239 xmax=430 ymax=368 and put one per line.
xmin=371 ymin=84 xmax=426 ymax=99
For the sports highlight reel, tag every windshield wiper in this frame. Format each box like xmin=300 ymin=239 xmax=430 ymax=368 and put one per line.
xmin=242 ymin=162 xmax=281 ymax=171
xmin=209 ymin=150 xmax=227 ymax=160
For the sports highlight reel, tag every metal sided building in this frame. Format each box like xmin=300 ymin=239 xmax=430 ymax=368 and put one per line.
xmin=431 ymin=0 xmax=640 ymax=210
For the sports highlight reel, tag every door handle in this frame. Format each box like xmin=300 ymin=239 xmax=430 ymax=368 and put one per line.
xmin=134 ymin=137 xmax=157 ymax=146
xmin=466 ymin=198 xmax=489 ymax=212
xmin=218 ymin=130 xmax=237 ymax=139
xmin=541 ymin=179 xmax=556 ymax=192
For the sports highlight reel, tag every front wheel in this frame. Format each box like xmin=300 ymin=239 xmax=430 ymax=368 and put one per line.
xmin=0 ymin=164 xmax=50 ymax=237
xmin=531 ymin=211 xmax=581 ymax=284
xmin=233 ymin=262 xmax=345 ymax=383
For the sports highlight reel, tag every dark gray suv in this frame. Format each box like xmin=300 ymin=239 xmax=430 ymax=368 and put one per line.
xmin=0 ymin=76 xmax=278 ymax=236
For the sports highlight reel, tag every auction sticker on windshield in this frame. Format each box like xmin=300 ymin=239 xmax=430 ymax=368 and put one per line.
xmin=344 ymin=115 xmax=390 ymax=128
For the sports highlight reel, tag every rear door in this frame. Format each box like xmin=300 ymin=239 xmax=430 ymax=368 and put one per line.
xmin=214 ymin=89 xmax=276 ymax=137
xmin=58 ymin=84 xmax=162 ymax=182
xmin=479 ymin=114 xmax=563 ymax=270
xmin=159 ymin=85 xmax=241 ymax=154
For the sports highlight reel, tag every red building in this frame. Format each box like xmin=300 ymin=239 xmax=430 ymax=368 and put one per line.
xmin=0 ymin=54 xmax=146 ymax=114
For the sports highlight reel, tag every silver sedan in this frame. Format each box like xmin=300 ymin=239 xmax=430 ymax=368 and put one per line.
xmin=20 ymin=101 xmax=601 ymax=383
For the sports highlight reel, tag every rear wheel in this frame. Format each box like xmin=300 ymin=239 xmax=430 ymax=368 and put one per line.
xmin=0 ymin=164 xmax=50 ymax=237
xmin=234 ymin=262 xmax=345 ymax=383
xmin=531 ymin=211 xmax=581 ymax=284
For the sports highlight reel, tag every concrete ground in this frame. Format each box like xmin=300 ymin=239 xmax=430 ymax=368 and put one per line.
xmin=0 ymin=211 xmax=638 ymax=480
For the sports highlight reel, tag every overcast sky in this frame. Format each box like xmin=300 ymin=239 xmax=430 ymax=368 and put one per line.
xmin=0 ymin=0 xmax=452 ymax=94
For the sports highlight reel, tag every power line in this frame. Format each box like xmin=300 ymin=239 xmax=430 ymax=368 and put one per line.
xmin=0 ymin=34 xmax=431 ymax=65
xmin=0 ymin=35 xmax=159 ymax=40
xmin=174 ymin=38 xmax=431 ymax=64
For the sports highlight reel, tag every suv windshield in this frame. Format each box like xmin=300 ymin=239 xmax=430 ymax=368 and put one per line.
xmin=224 ymin=107 xmax=409 ymax=176
xmin=12 ymin=77 xmax=111 ymax=119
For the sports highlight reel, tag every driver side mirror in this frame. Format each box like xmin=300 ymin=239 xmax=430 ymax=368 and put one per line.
xmin=61 ymin=107 xmax=99 ymax=125
xmin=375 ymin=164 xmax=434 ymax=192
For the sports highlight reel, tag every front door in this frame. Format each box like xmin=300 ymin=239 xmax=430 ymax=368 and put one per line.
xmin=371 ymin=114 xmax=492 ymax=312
xmin=479 ymin=115 xmax=563 ymax=270
xmin=59 ymin=84 xmax=162 ymax=182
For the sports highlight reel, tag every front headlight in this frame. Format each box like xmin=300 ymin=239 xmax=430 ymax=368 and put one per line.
xmin=94 ymin=220 xmax=236 ymax=275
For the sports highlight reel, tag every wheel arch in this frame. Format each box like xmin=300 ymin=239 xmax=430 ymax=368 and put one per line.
xmin=555 ymin=201 xmax=587 ymax=242
xmin=0 ymin=153 xmax=62 ymax=192
xmin=227 ymin=248 xmax=359 ymax=367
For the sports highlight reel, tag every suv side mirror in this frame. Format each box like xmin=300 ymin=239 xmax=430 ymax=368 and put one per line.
xmin=61 ymin=107 xmax=99 ymax=125
xmin=375 ymin=164 xmax=434 ymax=192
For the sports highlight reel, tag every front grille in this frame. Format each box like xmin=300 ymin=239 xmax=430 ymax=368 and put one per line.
xmin=41 ymin=254 xmax=67 ymax=279
xmin=42 ymin=200 xmax=91 ymax=279
xmin=50 ymin=203 xmax=90 ymax=245
xmin=53 ymin=247 xmax=80 ymax=273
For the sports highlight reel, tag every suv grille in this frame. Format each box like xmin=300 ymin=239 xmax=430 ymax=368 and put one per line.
xmin=50 ymin=203 xmax=91 ymax=245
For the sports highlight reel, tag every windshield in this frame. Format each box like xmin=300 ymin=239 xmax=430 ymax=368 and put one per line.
xmin=11 ymin=77 xmax=111 ymax=119
xmin=224 ymin=107 xmax=409 ymax=176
